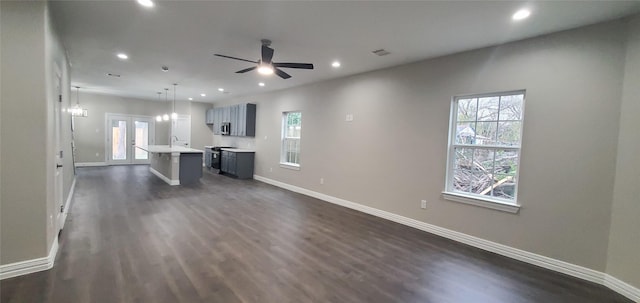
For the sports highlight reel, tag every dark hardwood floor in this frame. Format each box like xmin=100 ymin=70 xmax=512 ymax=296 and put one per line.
xmin=0 ymin=166 xmax=631 ymax=303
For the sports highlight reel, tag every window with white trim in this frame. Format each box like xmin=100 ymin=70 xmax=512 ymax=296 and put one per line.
xmin=445 ymin=91 xmax=525 ymax=205
xmin=281 ymin=111 xmax=301 ymax=167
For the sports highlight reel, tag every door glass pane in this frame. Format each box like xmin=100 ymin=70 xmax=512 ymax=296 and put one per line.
xmin=111 ymin=120 xmax=127 ymax=160
xmin=134 ymin=120 xmax=149 ymax=160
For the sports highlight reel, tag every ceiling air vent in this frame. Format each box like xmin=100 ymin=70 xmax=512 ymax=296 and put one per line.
xmin=372 ymin=49 xmax=390 ymax=56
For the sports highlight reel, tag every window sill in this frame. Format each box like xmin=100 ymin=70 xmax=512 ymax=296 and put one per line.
xmin=279 ymin=163 xmax=300 ymax=171
xmin=441 ymin=192 xmax=521 ymax=214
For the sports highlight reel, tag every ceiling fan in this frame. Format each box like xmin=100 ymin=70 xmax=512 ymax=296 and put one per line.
xmin=214 ymin=39 xmax=314 ymax=79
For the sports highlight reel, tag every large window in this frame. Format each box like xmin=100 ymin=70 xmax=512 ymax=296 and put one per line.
xmin=445 ymin=91 xmax=525 ymax=210
xmin=281 ymin=111 xmax=302 ymax=168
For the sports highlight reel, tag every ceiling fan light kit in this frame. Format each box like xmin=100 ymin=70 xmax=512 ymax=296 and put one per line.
xmin=258 ymin=65 xmax=274 ymax=75
xmin=214 ymin=39 xmax=314 ymax=80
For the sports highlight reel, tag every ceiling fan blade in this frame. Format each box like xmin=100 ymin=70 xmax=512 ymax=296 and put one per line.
xmin=273 ymin=62 xmax=314 ymax=69
xmin=214 ymin=54 xmax=258 ymax=64
xmin=236 ymin=66 xmax=257 ymax=73
xmin=261 ymin=45 xmax=274 ymax=64
xmin=274 ymin=68 xmax=292 ymax=79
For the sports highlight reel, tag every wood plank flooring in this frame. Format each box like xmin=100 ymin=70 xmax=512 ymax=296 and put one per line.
xmin=0 ymin=165 xmax=632 ymax=303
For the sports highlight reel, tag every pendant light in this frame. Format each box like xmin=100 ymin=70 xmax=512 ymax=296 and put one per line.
xmin=171 ymin=83 xmax=178 ymax=120
xmin=155 ymin=91 xmax=163 ymax=122
xmin=70 ymin=86 xmax=87 ymax=117
xmin=162 ymin=88 xmax=170 ymax=121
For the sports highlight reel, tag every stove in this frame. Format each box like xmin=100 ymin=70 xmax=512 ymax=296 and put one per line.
xmin=205 ymin=146 xmax=234 ymax=169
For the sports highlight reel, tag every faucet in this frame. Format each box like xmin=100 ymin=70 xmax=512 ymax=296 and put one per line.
xmin=172 ymin=135 xmax=179 ymax=142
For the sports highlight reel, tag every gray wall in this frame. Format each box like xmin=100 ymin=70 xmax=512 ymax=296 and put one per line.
xmin=606 ymin=16 xmax=640 ymax=288
xmin=73 ymin=92 xmax=212 ymax=163
xmin=190 ymin=101 xmax=215 ymax=151
xmin=215 ymin=20 xmax=629 ymax=273
xmin=0 ymin=0 xmax=73 ymax=265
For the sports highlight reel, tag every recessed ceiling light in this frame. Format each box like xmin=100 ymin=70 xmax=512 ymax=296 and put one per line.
xmin=200 ymin=93 xmax=206 ymax=97
xmin=512 ymin=9 xmax=531 ymax=21
xmin=258 ymin=82 xmax=265 ymax=87
xmin=218 ymin=88 xmax=224 ymax=92
xmin=117 ymin=53 xmax=128 ymax=60
xmin=137 ymin=0 xmax=154 ymax=8
xmin=332 ymin=61 xmax=341 ymax=68
xmin=188 ymin=97 xmax=193 ymax=101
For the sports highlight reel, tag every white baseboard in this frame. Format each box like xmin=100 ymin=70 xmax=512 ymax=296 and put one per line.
xmin=0 ymin=235 xmax=59 ymax=280
xmin=253 ymin=175 xmax=640 ymax=302
xmin=75 ymin=162 xmax=107 ymax=167
xmin=605 ymin=274 xmax=640 ymax=302
xmin=60 ymin=177 xmax=76 ymax=230
xmin=149 ymin=167 xmax=179 ymax=186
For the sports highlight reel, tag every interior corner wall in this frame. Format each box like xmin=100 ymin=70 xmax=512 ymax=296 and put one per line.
xmin=190 ymin=101 xmax=215 ymax=150
xmin=0 ymin=1 xmax=49 ymax=264
xmin=216 ymin=20 xmax=628 ymax=272
xmin=44 ymin=0 xmax=73 ymax=251
xmin=72 ymin=93 xmax=213 ymax=163
xmin=606 ymin=16 xmax=640 ymax=289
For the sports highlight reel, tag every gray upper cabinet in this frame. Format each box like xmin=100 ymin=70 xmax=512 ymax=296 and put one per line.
xmin=209 ymin=103 xmax=256 ymax=137
xmin=241 ymin=103 xmax=256 ymax=137
xmin=230 ymin=105 xmax=238 ymax=136
xmin=214 ymin=107 xmax=223 ymax=135
xmin=205 ymin=108 xmax=215 ymax=125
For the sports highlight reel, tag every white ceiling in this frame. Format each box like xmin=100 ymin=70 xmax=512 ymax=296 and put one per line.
xmin=51 ymin=1 xmax=640 ymax=103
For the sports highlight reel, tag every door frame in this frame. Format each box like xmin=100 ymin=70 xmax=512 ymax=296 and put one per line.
xmin=105 ymin=113 xmax=155 ymax=165
xmin=54 ymin=64 xmax=64 ymax=232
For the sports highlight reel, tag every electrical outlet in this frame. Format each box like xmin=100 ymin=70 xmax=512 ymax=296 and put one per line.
xmin=269 ymin=167 xmax=273 ymax=172
xmin=320 ymin=178 xmax=324 ymax=185
xmin=421 ymin=200 xmax=427 ymax=209
xmin=95 ymin=152 xmax=99 ymax=157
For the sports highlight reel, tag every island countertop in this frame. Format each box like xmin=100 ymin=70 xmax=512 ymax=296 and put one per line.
xmin=136 ymin=145 xmax=203 ymax=153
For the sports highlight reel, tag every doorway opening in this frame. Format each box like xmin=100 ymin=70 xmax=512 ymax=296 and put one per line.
xmin=106 ymin=114 xmax=155 ymax=165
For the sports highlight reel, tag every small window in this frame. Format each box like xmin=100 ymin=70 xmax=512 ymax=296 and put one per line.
xmin=445 ymin=91 xmax=525 ymax=208
xmin=281 ymin=111 xmax=301 ymax=168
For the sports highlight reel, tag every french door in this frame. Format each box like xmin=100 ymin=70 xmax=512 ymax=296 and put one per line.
xmin=106 ymin=114 xmax=155 ymax=165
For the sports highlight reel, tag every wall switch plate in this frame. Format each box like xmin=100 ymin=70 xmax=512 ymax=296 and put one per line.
xmin=96 ymin=153 xmax=99 ymax=157
xmin=421 ymin=200 xmax=427 ymax=209
xmin=345 ymin=114 xmax=354 ymax=122
xmin=320 ymin=178 xmax=324 ymax=185
xmin=269 ymin=167 xmax=273 ymax=172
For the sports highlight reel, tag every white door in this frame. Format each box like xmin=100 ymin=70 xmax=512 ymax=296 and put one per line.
xmin=171 ymin=114 xmax=191 ymax=147
xmin=107 ymin=114 xmax=155 ymax=165
xmin=54 ymin=69 xmax=64 ymax=231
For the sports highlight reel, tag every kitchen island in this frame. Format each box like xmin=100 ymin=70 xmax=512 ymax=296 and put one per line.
xmin=136 ymin=145 xmax=204 ymax=185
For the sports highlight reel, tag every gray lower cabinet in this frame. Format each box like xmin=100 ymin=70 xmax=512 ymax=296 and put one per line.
xmin=220 ymin=150 xmax=254 ymax=179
